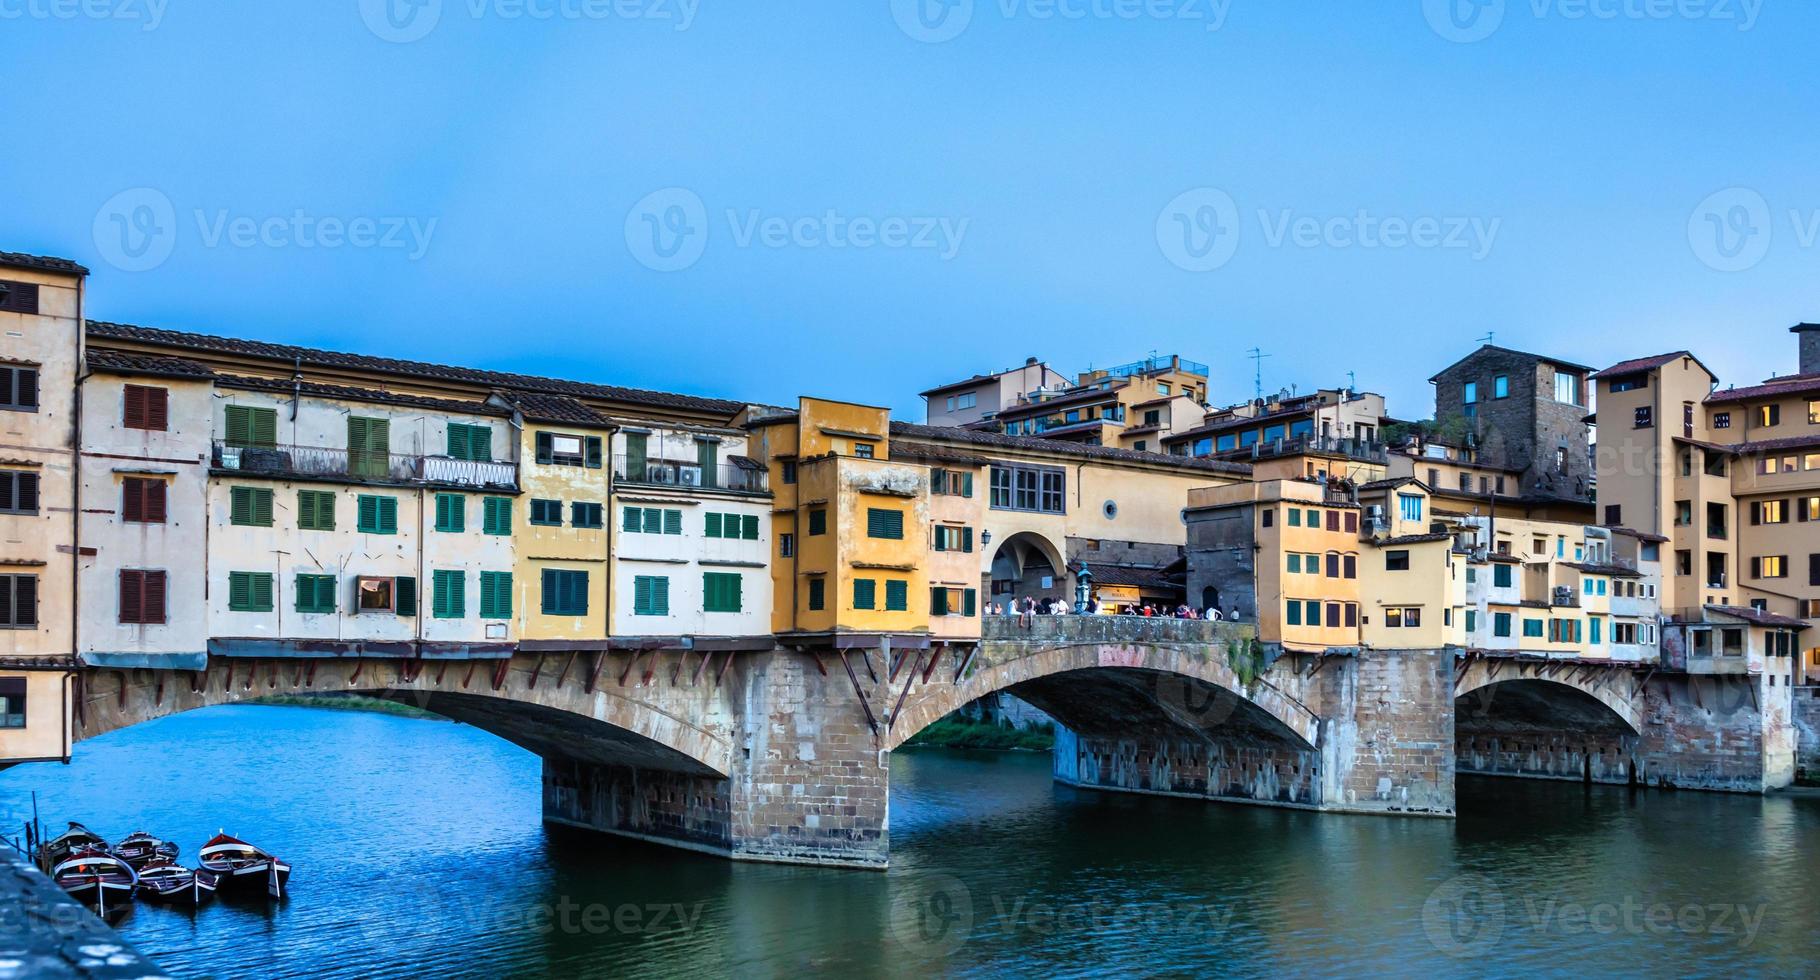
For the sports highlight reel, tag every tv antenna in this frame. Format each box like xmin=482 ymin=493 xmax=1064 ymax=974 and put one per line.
xmin=1477 ymin=331 xmax=1495 ymax=347
xmin=1248 ymin=347 xmax=1270 ymax=400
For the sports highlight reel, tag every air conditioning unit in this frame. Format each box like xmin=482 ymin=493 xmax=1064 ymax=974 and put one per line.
xmin=678 ymin=468 xmax=701 ymax=487
xmin=219 ymin=448 xmax=243 ymax=470
xmin=649 ymin=467 xmax=678 ymax=485
xmin=1553 ymin=586 xmax=1575 ymax=606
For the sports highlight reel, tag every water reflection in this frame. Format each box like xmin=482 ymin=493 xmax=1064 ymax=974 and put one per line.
xmin=1 ymin=707 xmax=1817 ymax=978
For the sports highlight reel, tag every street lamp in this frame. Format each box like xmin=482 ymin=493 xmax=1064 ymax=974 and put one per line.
xmin=1073 ymin=563 xmax=1093 ymax=615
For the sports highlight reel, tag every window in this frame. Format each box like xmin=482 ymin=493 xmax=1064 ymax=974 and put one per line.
xmin=1706 ymin=502 xmax=1728 ymax=540
xmin=536 ymin=432 xmax=603 ymax=469
xmin=1554 ymin=371 xmax=1581 ymax=406
xmin=0 ymin=470 xmax=38 ymax=515
xmin=1703 ymin=451 xmax=1727 ymax=477
xmin=118 ymin=570 xmax=167 ymax=624
xmin=1158 ymin=382 xmax=1172 ymax=396
xmin=1754 ymin=500 xmax=1789 ymax=525
xmin=886 ymin=579 xmax=908 ymax=612
xmin=227 ymin=571 xmax=274 ymax=612
xmin=1464 ymin=382 xmax=1478 ymax=405
xmin=1343 ymin=554 xmax=1357 ymax=579
xmin=1755 ymin=556 xmax=1788 ymax=579
xmin=0 ymin=365 xmax=39 ymax=412
xmin=867 ymin=508 xmax=904 ymax=540
xmin=931 ymin=469 xmax=974 ymax=497
xmin=483 ymin=497 xmax=513 ymax=536
xmin=1634 ymin=406 xmax=1652 ymax=428
xmin=357 ymin=495 xmax=399 ymax=534
xmin=1385 ymin=607 xmax=1421 ymax=628
xmin=1523 ymin=618 xmax=1544 ymax=638
xmin=1494 ymin=375 xmax=1509 ymax=398
xmin=1493 ymin=564 xmax=1513 ymax=588
xmin=1284 ymin=507 xmax=1298 ymax=528
xmin=540 ymin=569 xmax=589 ymax=616
xmin=530 ymin=499 xmax=563 ymax=526
xmin=807 ymin=577 xmax=825 ymax=611
xmin=1326 ymin=552 xmax=1341 ymax=577
xmin=229 ymin=486 xmax=273 ymax=527
xmin=779 ymin=533 xmax=795 ymax=557
xmin=622 ymin=507 xmax=682 ymax=535
xmin=294 ymin=573 xmax=337 ymax=615
xmin=1305 ymin=600 xmax=1322 ymax=625
xmin=346 ymin=416 xmax=391 ymax=479
xmin=0 ymin=677 xmax=23 ymax=729
xmin=853 ymin=578 xmax=876 ymax=610
xmin=1287 ymin=553 xmax=1301 ymax=574
xmin=1758 ymin=404 xmax=1780 ymax=427
xmin=222 ymin=404 xmax=273 ymax=448
xmin=571 ymin=503 xmax=603 ymax=529
xmin=1465 ymin=610 xmax=1477 ymax=633
xmin=432 ymin=570 xmax=465 ymax=618
xmin=1263 ymin=509 xmax=1276 ymax=528
xmin=479 ymin=571 xmax=512 ymax=619
xmin=706 ymin=513 xmax=758 ymax=540
xmin=121 ymin=477 xmax=167 ymax=524
xmin=1286 ymin=599 xmax=1302 ymax=626
xmin=0 ymin=279 xmax=40 ymax=315
xmin=434 ymin=493 xmax=465 ymax=532
xmin=123 ymin=385 xmax=168 ymax=431
xmin=704 ymin=572 xmax=743 ymax=613
xmin=1398 ymin=493 xmax=1423 ymax=523
xmin=781 ymin=461 xmax=797 ymax=484
xmin=1712 ymin=411 xmax=1730 ymax=429
xmin=1386 ymin=550 xmax=1410 ymax=571
xmin=853 ymin=442 xmax=876 ymax=459
xmin=1493 ymin=612 xmax=1512 ymax=637
xmin=990 ymin=464 xmax=1065 ymax=514
xmin=929 ymin=587 xmax=977 ymax=617
xmin=932 ymin=525 xmax=974 ymax=553
xmin=298 ymin=489 xmax=336 ymax=531
xmin=446 ymin=423 xmax=493 ymax=462
xmin=356 ymin=575 xmax=416 ymax=615
xmin=808 ymin=508 xmax=827 ymax=536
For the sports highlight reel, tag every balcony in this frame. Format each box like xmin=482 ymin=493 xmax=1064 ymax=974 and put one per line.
xmin=213 ymin=441 xmax=518 ymax=491
xmin=1238 ymin=435 xmax=1388 ymax=464
xmin=612 ymin=455 xmax=768 ymax=494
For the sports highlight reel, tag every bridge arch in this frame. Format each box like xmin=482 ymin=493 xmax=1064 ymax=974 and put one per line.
xmin=885 ymin=628 xmax=1319 ymax=753
xmin=986 ymin=528 xmax=1070 ymax=605
xmin=1453 ymin=658 xmax=1643 ymax=736
xmin=78 ymin=653 xmax=737 ymax=778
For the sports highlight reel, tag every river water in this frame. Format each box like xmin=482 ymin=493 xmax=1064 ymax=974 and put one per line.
xmin=2 ymin=705 xmax=1817 ymax=978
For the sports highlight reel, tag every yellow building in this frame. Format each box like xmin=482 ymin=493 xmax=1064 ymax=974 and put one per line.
xmin=496 ymin=394 xmax=612 ymax=647
xmin=1185 ymin=480 xmax=1363 ymax=649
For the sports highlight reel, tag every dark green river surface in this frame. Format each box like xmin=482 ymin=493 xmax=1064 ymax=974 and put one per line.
xmin=3 ymin=705 xmax=1817 ymax=978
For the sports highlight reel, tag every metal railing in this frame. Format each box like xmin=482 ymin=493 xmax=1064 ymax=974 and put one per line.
xmin=612 ymin=455 xmax=768 ymax=494
xmin=1244 ymin=435 xmax=1387 ymax=463
xmin=213 ymin=441 xmax=518 ymax=490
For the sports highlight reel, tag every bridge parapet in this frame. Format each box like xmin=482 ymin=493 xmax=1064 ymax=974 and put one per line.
xmin=979 ymin=614 xmax=1255 ymax=648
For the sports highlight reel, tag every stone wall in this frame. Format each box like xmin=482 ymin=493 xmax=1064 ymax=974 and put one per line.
xmin=1794 ymin=687 xmax=1820 ymax=782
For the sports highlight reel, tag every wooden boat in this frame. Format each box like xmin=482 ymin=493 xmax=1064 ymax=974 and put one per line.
xmin=136 ymin=858 xmax=217 ymax=908
xmin=38 ymin=822 xmax=110 ymax=871
xmin=50 ymin=847 xmax=137 ymax=919
xmin=114 ymin=831 xmax=179 ymax=867
xmin=198 ymin=833 xmax=292 ymax=899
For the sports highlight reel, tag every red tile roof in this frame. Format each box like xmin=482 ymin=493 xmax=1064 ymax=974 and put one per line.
xmin=0 ymin=251 xmax=87 ymax=276
xmin=1705 ymin=375 xmax=1820 ymax=406
xmin=1591 ymin=351 xmax=1691 ymax=378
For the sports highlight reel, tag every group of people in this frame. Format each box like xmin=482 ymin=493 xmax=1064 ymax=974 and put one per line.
xmin=988 ymin=595 xmax=1240 ymax=627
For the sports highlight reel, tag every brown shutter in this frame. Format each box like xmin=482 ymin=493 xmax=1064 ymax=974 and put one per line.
xmin=146 ymin=387 xmax=168 ymax=431
xmin=119 ymin=570 xmax=142 ymax=624
xmin=146 ymin=479 xmax=166 ymax=523
xmin=123 ymin=479 xmax=143 ymax=522
xmin=124 ymin=386 xmax=145 ymax=429
xmin=144 ymin=571 xmax=167 ymax=624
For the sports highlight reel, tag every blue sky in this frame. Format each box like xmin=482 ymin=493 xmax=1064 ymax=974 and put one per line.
xmin=4 ymin=0 xmax=1816 ymax=419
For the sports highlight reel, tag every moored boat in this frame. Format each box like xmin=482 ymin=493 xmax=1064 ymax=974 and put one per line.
xmin=114 ymin=831 xmax=179 ymax=867
xmin=38 ymin=822 xmax=110 ymax=872
xmin=198 ymin=833 xmax=292 ymax=899
xmin=136 ymin=858 xmax=217 ymax=908
xmin=51 ymin=847 xmax=137 ymax=920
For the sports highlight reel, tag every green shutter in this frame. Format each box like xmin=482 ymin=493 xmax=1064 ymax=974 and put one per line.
xmin=298 ymin=490 xmax=336 ymax=531
xmin=230 ymin=487 xmax=272 ymax=527
xmin=808 ymin=577 xmax=825 ymax=611
xmin=434 ymin=570 xmax=465 ymax=619
xmin=470 ymin=426 xmax=492 ymax=463
xmin=706 ymin=513 xmax=722 ymax=538
xmin=886 ymin=580 xmax=908 ymax=612
xmin=480 ymin=571 xmax=512 ymax=619
xmin=634 ymin=576 xmax=670 ymax=616
xmin=623 ymin=506 xmax=643 ymax=533
xmin=535 ymin=432 xmax=554 ymax=465
xmin=867 ymin=508 xmax=904 ymax=539
xmin=664 ymin=510 xmax=682 ymax=535
xmin=642 ymin=508 xmax=661 ymax=534
xmin=742 ymin=515 xmax=758 ymax=540
xmin=809 ymin=509 xmax=826 ymax=535
xmin=963 ymin=589 xmax=976 ymax=616
xmin=295 ymin=574 xmax=336 ymax=614
xmin=933 ymin=528 xmax=946 ymax=552
xmin=348 ymin=416 xmax=390 ymax=479
xmin=225 ymin=405 xmax=277 ymax=448
xmin=624 ymin=432 xmax=648 ymax=481
xmin=447 ymin=423 xmax=470 ymax=461
xmin=484 ymin=497 xmax=512 ymax=536
xmin=961 ymin=472 xmax=973 ymax=498
xmin=696 ymin=439 xmax=717 ymax=488
xmin=961 ymin=527 xmax=973 ymax=553
xmin=585 ymin=436 xmax=604 ymax=469
xmin=435 ymin=494 xmax=464 ymax=532
xmin=634 ymin=575 xmax=652 ymax=615
xmin=229 ymin=571 xmax=274 ymax=613
xmin=705 ymin=573 xmax=741 ymax=612
xmin=931 ymin=587 xmax=949 ymax=616
xmin=395 ymin=576 xmax=417 ymax=616
xmin=652 ymin=576 xmax=668 ymax=615
xmin=854 ymin=579 xmax=875 ymax=610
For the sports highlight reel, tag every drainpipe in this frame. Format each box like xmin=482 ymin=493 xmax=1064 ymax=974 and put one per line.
xmin=70 ymin=277 xmax=87 ymax=726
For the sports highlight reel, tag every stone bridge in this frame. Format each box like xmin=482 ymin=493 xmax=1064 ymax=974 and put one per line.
xmin=74 ymin=621 xmax=1782 ymax=869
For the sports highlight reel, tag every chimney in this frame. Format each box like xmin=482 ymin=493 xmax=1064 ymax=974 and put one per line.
xmin=1794 ymin=323 xmax=1820 ymax=375
xmin=1026 ymin=356 xmax=1039 ymax=366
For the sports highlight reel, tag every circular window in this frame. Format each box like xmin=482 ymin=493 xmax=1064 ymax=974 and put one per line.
xmin=1103 ymin=500 xmax=1119 ymax=520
